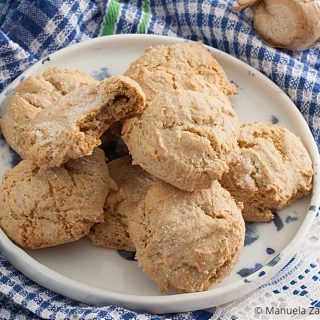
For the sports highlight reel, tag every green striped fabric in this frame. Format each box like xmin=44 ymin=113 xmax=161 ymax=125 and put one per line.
xmin=138 ymin=0 xmax=150 ymax=34
xmin=101 ymin=0 xmax=150 ymax=36
xmin=101 ymin=0 xmax=121 ymax=36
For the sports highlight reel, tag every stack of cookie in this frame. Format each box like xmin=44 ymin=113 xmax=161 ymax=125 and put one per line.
xmin=0 ymin=42 xmax=313 ymax=294
xmin=0 ymin=70 xmax=146 ymax=248
xmin=89 ymin=42 xmax=313 ymax=292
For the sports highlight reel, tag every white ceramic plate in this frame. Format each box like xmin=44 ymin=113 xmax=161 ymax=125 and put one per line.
xmin=0 ymin=35 xmax=319 ymax=314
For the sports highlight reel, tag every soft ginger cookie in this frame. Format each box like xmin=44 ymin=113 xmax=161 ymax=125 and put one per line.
xmin=127 ymin=66 xmax=230 ymax=103
xmin=221 ymin=122 xmax=313 ymax=222
xmin=128 ymin=180 xmax=245 ymax=292
xmin=1 ymin=68 xmax=98 ymax=158
xmin=24 ymin=75 xmax=145 ymax=167
xmin=88 ymin=156 xmax=155 ymax=251
xmin=0 ymin=148 xmax=115 ymax=249
xmin=125 ymin=41 xmax=237 ymax=95
xmin=122 ymin=89 xmax=240 ymax=192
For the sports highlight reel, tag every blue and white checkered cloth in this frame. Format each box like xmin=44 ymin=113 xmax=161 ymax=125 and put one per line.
xmin=1 ymin=1 xmax=320 ymax=319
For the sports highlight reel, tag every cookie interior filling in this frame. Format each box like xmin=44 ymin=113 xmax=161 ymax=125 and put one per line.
xmin=78 ymin=93 xmax=139 ymax=137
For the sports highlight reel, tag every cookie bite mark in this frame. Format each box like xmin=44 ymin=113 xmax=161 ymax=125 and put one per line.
xmin=27 ymin=76 xmax=146 ymax=168
xmin=0 ymin=148 xmax=115 ymax=249
xmin=128 ymin=181 xmax=245 ymax=292
xmin=221 ymin=122 xmax=313 ymax=222
xmin=1 ymin=68 xmax=97 ymax=158
xmin=77 ymin=77 xmax=145 ymax=137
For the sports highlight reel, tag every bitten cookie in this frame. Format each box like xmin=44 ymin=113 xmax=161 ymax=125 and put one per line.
xmin=128 ymin=181 xmax=245 ymax=292
xmin=88 ymin=156 xmax=155 ymax=251
xmin=24 ymin=75 xmax=146 ymax=167
xmin=125 ymin=41 xmax=237 ymax=95
xmin=0 ymin=148 xmax=115 ymax=249
xmin=1 ymin=68 xmax=98 ymax=158
xmin=126 ymin=66 xmax=229 ymax=103
xmin=122 ymin=89 xmax=240 ymax=191
xmin=221 ymin=122 xmax=314 ymax=222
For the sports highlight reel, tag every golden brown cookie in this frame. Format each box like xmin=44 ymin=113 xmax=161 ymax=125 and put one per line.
xmin=221 ymin=122 xmax=314 ymax=222
xmin=1 ymin=68 xmax=98 ymax=158
xmin=40 ymin=68 xmax=99 ymax=94
xmin=122 ymin=89 xmax=240 ymax=192
xmin=88 ymin=156 xmax=155 ymax=251
xmin=125 ymin=41 xmax=237 ymax=95
xmin=0 ymin=148 xmax=115 ymax=249
xmin=24 ymin=75 xmax=145 ymax=167
xmin=127 ymin=66 xmax=230 ymax=103
xmin=128 ymin=180 xmax=245 ymax=292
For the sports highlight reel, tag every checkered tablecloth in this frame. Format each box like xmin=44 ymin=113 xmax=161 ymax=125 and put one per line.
xmin=1 ymin=1 xmax=320 ymax=319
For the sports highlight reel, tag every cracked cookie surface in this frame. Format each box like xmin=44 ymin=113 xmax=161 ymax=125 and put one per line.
xmin=1 ymin=67 xmax=98 ymax=158
xmin=128 ymin=180 xmax=245 ymax=292
xmin=221 ymin=122 xmax=314 ymax=222
xmin=125 ymin=41 xmax=237 ymax=96
xmin=88 ymin=156 xmax=156 ymax=251
xmin=0 ymin=148 xmax=115 ymax=249
xmin=122 ymin=89 xmax=240 ymax=191
xmin=24 ymin=75 xmax=145 ymax=167
xmin=126 ymin=66 xmax=229 ymax=103
xmin=1 ymin=68 xmax=145 ymax=167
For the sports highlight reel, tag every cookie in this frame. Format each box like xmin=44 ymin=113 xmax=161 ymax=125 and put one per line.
xmin=127 ymin=66 xmax=229 ymax=103
xmin=40 ymin=67 xmax=99 ymax=94
xmin=24 ymin=75 xmax=145 ymax=167
xmin=128 ymin=180 xmax=245 ymax=292
xmin=122 ymin=89 xmax=240 ymax=191
xmin=221 ymin=122 xmax=314 ymax=222
xmin=1 ymin=68 xmax=98 ymax=158
xmin=125 ymin=42 xmax=237 ymax=95
xmin=0 ymin=148 xmax=115 ymax=249
xmin=88 ymin=156 xmax=155 ymax=251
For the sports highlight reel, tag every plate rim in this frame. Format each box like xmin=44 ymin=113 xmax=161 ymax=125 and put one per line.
xmin=0 ymin=34 xmax=319 ymax=314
